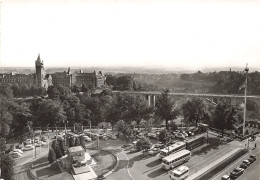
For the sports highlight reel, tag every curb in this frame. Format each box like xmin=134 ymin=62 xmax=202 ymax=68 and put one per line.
xmin=26 ymin=153 xmax=48 ymax=180
xmin=103 ymin=150 xmax=120 ymax=178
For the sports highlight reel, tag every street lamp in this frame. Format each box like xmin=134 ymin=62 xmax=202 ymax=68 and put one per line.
xmin=242 ymin=64 xmax=249 ymax=137
xmin=242 ymin=64 xmax=249 ymax=150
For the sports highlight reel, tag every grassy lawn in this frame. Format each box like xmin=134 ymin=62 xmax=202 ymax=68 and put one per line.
xmin=88 ymin=148 xmax=117 ymax=176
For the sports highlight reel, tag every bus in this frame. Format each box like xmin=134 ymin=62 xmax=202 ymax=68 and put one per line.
xmin=185 ymin=136 xmax=205 ymax=150
xmin=159 ymin=142 xmax=186 ymax=159
xmin=161 ymin=150 xmax=191 ymax=170
xmin=169 ymin=166 xmax=189 ymax=180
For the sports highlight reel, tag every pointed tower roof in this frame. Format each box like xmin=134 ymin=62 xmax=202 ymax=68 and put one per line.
xmin=36 ymin=53 xmax=41 ymax=62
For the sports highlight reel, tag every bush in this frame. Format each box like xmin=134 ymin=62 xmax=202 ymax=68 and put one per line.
xmin=52 ymin=141 xmax=63 ymax=159
xmin=57 ymin=137 xmax=65 ymax=156
xmin=79 ymin=136 xmax=86 ymax=151
xmin=158 ymin=129 xmax=171 ymax=144
xmin=0 ymin=154 xmax=15 ymax=180
xmin=136 ymin=137 xmax=151 ymax=152
xmin=245 ymin=130 xmax=249 ymax=135
xmin=48 ymin=147 xmax=56 ymax=163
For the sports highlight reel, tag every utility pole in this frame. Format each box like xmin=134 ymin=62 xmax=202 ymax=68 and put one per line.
xmin=243 ymin=64 xmax=249 ymax=137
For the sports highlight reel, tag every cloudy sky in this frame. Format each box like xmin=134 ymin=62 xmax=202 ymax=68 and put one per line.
xmin=1 ymin=0 xmax=260 ymax=69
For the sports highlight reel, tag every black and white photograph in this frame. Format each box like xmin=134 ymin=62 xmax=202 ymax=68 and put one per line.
xmin=0 ymin=0 xmax=259 ymax=180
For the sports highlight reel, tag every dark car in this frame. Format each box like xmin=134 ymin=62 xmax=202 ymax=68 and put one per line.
xmin=98 ymin=175 xmax=106 ymax=180
xmin=230 ymin=167 xmax=244 ymax=178
xmin=248 ymin=154 xmax=256 ymax=163
xmin=239 ymin=162 xmax=248 ymax=169
xmin=242 ymin=160 xmax=250 ymax=167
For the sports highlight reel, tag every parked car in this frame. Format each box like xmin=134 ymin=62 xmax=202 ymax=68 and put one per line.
xmin=248 ymin=154 xmax=256 ymax=163
xmin=240 ymin=162 xmax=249 ymax=169
xmin=35 ymin=141 xmax=45 ymax=147
xmin=229 ymin=167 xmax=244 ymax=178
xmin=23 ymin=145 xmax=34 ymax=151
xmin=13 ymin=149 xmax=23 ymax=154
xmin=175 ymin=133 xmax=185 ymax=139
xmin=182 ymin=132 xmax=189 ymax=137
xmin=34 ymin=137 xmax=40 ymax=143
xmin=25 ymin=139 xmax=32 ymax=144
xmin=186 ymin=131 xmax=194 ymax=136
xmin=83 ymin=135 xmax=92 ymax=142
xmin=154 ymin=142 xmax=165 ymax=149
xmin=97 ymin=174 xmax=106 ymax=180
xmin=10 ymin=152 xmax=22 ymax=158
xmin=148 ymin=147 xmax=160 ymax=155
xmin=242 ymin=160 xmax=250 ymax=167
xmin=41 ymin=136 xmax=47 ymax=142
xmin=130 ymin=147 xmax=139 ymax=153
xmin=107 ymin=134 xmax=117 ymax=140
xmin=221 ymin=175 xmax=230 ymax=180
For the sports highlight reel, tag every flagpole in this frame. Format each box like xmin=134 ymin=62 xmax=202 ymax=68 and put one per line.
xmin=243 ymin=64 xmax=249 ymax=138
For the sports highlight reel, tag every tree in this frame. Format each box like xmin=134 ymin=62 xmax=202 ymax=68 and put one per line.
xmin=52 ymin=140 xmax=63 ymax=159
xmin=35 ymin=99 xmax=67 ymax=131
xmin=155 ymin=90 xmax=178 ymax=129
xmin=57 ymin=137 xmax=65 ymax=156
xmin=212 ymin=100 xmax=238 ymax=137
xmin=72 ymin=84 xmax=81 ymax=94
xmin=81 ymin=84 xmax=89 ymax=94
xmin=0 ymin=85 xmax=13 ymax=99
xmin=182 ymin=98 xmax=209 ymax=127
xmin=136 ymin=137 xmax=151 ymax=156
xmin=47 ymin=85 xmax=59 ymax=99
xmin=69 ymin=136 xmax=75 ymax=147
xmin=48 ymin=147 xmax=56 ymax=163
xmin=158 ymin=129 xmax=171 ymax=144
xmin=126 ymin=95 xmax=154 ymax=129
xmin=0 ymin=154 xmax=15 ymax=180
xmin=79 ymin=135 xmax=86 ymax=151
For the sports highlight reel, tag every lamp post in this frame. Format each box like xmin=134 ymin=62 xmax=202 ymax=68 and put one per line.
xmin=243 ymin=64 xmax=249 ymax=137
xmin=242 ymin=64 xmax=249 ymax=151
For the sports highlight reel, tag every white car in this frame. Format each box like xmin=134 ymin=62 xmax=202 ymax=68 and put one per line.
xmin=83 ymin=135 xmax=92 ymax=142
xmin=148 ymin=148 xmax=160 ymax=155
xmin=34 ymin=137 xmax=40 ymax=143
xmin=23 ymin=145 xmax=34 ymax=151
xmin=10 ymin=152 xmax=22 ymax=158
xmin=175 ymin=133 xmax=185 ymax=139
xmin=13 ymin=149 xmax=23 ymax=154
xmin=26 ymin=139 xmax=32 ymax=144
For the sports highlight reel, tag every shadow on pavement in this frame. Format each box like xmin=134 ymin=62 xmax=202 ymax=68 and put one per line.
xmin=147 ymin=167 xmax=167 ymax=178
xmin=113 ymin=159 xmax=128 ymax=172
xmin=36 ymin=165 xmax=61 ymax=178
xmin=146 ymin=159 xmax=161 ymax=168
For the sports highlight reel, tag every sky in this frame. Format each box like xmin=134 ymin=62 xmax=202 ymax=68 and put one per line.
xmin=1 ymin=0 xmax=260 ymax=69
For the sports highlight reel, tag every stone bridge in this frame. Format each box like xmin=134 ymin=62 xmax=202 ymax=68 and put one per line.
xmin=113 ymin=91 xmax=260 ymax=115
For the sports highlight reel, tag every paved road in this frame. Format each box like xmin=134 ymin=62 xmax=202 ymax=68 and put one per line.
xmin=107 ymin=151 xmax=134 ymax=180
xmin=212 ymin=135 xmax=260 ymax=180
xmin=14 ymin=133 xmax=55 ymax=180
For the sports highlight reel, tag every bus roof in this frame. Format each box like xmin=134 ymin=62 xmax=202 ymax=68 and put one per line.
xmin=184 ymin=134 xmax=205 ymax=143
xmin=171 ymin=166 xmax=189 ymax=175
xmin=162 ymin=149 xmax=191 ymax=162
xmin=160 ymin=141 xmax=186 ymax=153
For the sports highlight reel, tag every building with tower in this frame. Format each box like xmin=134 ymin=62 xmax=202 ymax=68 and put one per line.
xmin=0 ymin=54 xmax=52 ymax=88
xmin=0 ymin=54 xmax=105 ymax=89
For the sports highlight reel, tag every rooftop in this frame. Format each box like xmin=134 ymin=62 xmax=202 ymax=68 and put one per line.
xmin=68 ymin=146 xmax=84 ymax=153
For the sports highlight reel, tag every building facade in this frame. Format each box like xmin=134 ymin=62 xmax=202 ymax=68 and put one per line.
xmin=0 ymin=54 xmax=52 ymax=88
xmin=0 ymin=55 xmax=105 ymax=89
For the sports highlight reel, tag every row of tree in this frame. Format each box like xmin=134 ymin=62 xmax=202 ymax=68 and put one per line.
xmin=181 ymin=70 xmax=260 ymax=95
